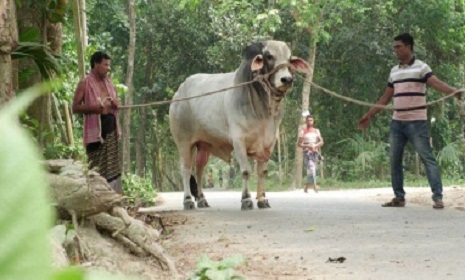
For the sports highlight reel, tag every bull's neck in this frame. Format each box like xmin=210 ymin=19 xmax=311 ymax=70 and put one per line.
xmin=233 ymin=67 xmax=279 ymax=119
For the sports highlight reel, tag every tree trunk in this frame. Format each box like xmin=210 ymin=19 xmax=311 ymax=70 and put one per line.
xmin=151 ymin=146 xmax=162 ymax=191
xmin=45 ymin=159 xmax=178 ymax=276
xmin=0 ymin=0 xmax=18 ymax=105
xmin=46 ymin=11 xmax=65 ymax=145
xmin=415 ymin=152 xmax=420 ymax=179
xmin=63 ymin=101 xmax=75 ymax=146
xmin=122 ymin=0 xmax=136 ymax=174
xmin=282 ymin=131 xmax=288 ymax=176
xmin=149 ymin=116 xmax=164 ymax=191
xmin=135 ymin=107 xmax=147 ymax=177
xmin=79 ymin=0 xmax=87 ymax=46
xmin=51 ymin=93 xmax=69 ymax=144
xmin=276 ymin=127 xmax=283 ymax=184
xmin=290 ymin=39 xmax=317 ymax=189
xmin=17 ymin=2 xmax=52 ymax=148
xmin=135 ymin=36 xmax=153 ymax=177
xmin=72 ymin=0 xmax=86 ymax=79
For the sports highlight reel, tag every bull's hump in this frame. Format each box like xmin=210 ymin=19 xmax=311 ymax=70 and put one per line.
xmin=187 ymin=72 xmax=235 ymax=84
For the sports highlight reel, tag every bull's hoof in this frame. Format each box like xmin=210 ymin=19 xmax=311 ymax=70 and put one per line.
xmin=241 ymin=198 xmax=254 ymax=210
xmin=183 ymin=200 xmax=195 ymax=210
xmin=197 ymin=198 xmax=210 ymax=208
xmin=257 ymin=199 xmax=271 ymax=209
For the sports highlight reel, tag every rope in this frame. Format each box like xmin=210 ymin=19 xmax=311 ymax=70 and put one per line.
xmin=296 ymin=74 xmax=464 ymax=111
xmin=119 ymin=63 xmax=292 ymax=110
xmin=118 ymin=79 xmax=256 ymax=109
xmin=119 ymin=70 xmax=463 ymax=111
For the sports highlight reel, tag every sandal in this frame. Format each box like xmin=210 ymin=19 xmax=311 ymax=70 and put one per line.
xmin=381 ymin=198 xmax=406 ymax=207
xmin=433 ymin=200 xmax=444 ymax=209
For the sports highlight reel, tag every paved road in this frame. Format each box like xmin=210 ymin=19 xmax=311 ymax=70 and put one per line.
xmin=149 ymin=188 xmax=465 ymax=280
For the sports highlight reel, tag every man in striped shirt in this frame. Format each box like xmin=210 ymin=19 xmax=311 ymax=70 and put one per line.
xmin=358 ymin=33 xmax=459 ymax=209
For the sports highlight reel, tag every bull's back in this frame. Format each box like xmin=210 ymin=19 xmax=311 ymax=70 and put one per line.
xmin=169 ymin=72 xmax=236 ymax=145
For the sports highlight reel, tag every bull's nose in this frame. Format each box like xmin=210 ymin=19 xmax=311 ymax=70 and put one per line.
xmin=281 ymin=76 xmax=294 ymax=84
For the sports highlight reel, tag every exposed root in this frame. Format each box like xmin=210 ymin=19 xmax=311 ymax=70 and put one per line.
xmin=90 ymin=212 xmax=178 ymax=278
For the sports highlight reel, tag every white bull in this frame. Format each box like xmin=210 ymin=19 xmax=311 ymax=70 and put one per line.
xmin=169 ymin=40 xmax=309 ymax=210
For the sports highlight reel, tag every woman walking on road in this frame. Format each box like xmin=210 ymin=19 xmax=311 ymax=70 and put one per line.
xmin=298 ymin=113 xmax=324 ymax=193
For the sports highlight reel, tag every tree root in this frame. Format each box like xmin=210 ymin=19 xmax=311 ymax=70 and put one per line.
xmin=90 ymin=211 xmax=178 ymax=278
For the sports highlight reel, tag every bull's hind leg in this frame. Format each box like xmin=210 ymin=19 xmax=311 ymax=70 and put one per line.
xmin=194 ymin=144 xmax=210 ymax=208
xmin=256 ymin=161 xmax=270 ymax=208
xmin=180 ymin=147 xmax=196 ymax=210
xmin=240 ymin=170 xmax=254 ymax=210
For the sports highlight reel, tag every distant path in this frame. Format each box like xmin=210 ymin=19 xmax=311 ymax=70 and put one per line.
xmin=148 ymin=188 xmax=465 ymax=280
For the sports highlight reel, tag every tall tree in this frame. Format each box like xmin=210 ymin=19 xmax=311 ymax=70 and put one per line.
xmin=0 ymin=0 xmax=18 ymax=105
xmin=72 ymin=0 xmax=86 ymax=79
xmin=281 ymin=0 xmax=363 ymax=189
xmin=17 ymin=1 xmax=52 ymax=148
xmin=122 ymin=0 xmax=136 ymax=174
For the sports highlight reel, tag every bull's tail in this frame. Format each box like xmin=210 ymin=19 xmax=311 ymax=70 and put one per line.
xmin=189 ymin=175 xmax=199 ymax=201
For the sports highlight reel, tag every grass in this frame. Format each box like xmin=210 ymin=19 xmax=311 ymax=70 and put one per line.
xmin=220 ymin=175 xmax=465 ymax=192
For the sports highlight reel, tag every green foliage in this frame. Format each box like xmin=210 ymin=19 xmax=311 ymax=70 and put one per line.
xmin=11 ymin=42 xmax=62 ymax=80
xmin=46 ymin=0 xmax=67 ymax=24
xmin=188 ymin=254 xmax=246 ymax=280
xmin=206 ymin=0 xmax=283 ymax=68
xmin=437 ymin=140 xmax=465 ymax=178
xmin=41 ymin=0 xmax=465 ymax=189
xmin=123 ymin=173 xmax=156 ymax=207
xmin=43 ymin=143 xmax=83 ymax=160
xmin=0 ymin=84 xmax=137 ymax=280
xmin=0 ymin=85 xmax=53 ymax=280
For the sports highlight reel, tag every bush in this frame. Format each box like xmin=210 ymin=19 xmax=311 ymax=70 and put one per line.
xmin=122 ymin=173 xmax=156 ymax=207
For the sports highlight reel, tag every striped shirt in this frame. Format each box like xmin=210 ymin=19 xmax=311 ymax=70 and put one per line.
xmin=387 ymin=57 xmax=433 ymax=121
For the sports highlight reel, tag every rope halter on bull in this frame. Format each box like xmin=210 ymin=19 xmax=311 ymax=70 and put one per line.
xmin=253 ymin=63 xmax=296 ymax=117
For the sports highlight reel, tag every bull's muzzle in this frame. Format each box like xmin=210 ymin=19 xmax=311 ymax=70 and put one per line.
xmin=281 ymin=76 xmax=294 ymax=84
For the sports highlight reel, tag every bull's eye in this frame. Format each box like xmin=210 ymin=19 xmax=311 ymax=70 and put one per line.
xmin=266 ymin=54 xmax=274 ymax=61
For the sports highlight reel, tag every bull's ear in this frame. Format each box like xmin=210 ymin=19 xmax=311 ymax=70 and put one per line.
xmin=290 ymin=56 xmax=310 ymax=73
xmin=251 ymin=54 xmax=264 ymax=71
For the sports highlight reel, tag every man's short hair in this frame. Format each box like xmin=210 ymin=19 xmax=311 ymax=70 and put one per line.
xmin=90 ymin=51 xmax=111 ymax=69
xmin=394 ymin=33 xmax=414 ymax=51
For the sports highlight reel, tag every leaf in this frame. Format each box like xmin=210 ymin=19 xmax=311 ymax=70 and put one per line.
xmin=51 ymin=225 xmax=68 ymax=244
xmin=52 ymin=267 xmax=85 ymax=280
xmin=0 ymin=85 xmax=55 ymax=280
xmin=256 ymin=14 xmax=267 ymax=20
xmin=206 ymin=269 xmax=227 ymax=280
xmin=53 ymin=267 xmax=132 ymax=280
xmin=11 ymin=42 xmax=62 ymax=80
xmin=304 ymin=224 xmax=317 ymax=232
xmin=219 ymin=255 xmax=245 ymax=268
xmin=196 ymin=254 xmax=215 ymax=271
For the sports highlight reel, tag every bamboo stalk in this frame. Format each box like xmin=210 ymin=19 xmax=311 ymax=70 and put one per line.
xmin=63 ymin=101 xmax=74 ymax=146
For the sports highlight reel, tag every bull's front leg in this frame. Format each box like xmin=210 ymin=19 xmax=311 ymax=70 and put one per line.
xmin=256 ymin=161 xmax=270 ymax=208
xmin=233 ymin=141 xmax=253 ymax=210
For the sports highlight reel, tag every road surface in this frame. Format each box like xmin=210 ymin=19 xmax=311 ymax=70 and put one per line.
xmin=147 ymin=187 xmax=465 ymax=280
